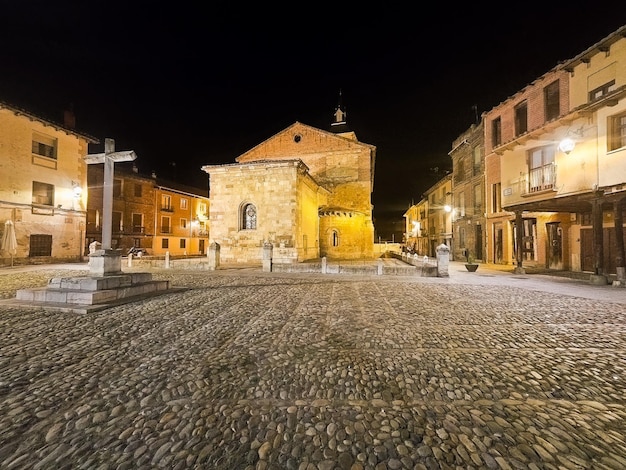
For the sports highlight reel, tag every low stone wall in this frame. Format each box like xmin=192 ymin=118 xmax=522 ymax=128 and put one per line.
xmin=124 ymin=255 xmax=214 ymax=271
xmin=391 ymin=252 xmax=439 ymax=276
xmin=125 ymin=252 xmax=439 ymax=277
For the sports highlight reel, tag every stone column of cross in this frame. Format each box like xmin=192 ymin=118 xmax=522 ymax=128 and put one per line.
xmin=85 ymin=138 xmax=137 ymax=250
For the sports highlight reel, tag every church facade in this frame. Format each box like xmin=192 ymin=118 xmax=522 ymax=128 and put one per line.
xmin=202 ymin=104 xmax=376 ymax=264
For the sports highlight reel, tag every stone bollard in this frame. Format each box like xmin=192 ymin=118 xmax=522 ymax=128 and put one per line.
xmin=436 ymin=243 xmax=450 ymax=277
xmin=377 ymin=258 xmax=383 ymax=275
xmin=128 ymin=253 xmax=133 ymax=268
xmin=321 ymin=256 xmax=327 ymax=274
xmin=165 ymin=251 xmax=170 ymax=269
xmin=262 ymin=241 xmax=273 ymax=272
xmin=208 ymin=242 xmax=220 ymax=270
xmin=88 ymin=241 xmax=102 ymax=269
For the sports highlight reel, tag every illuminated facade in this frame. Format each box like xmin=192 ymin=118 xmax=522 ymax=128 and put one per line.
xmin=0 ymin=101 xmax=97 ymax=265
xmin=488 ymin=25 xmax=626 ymax=278
xmin=203 ymin=109 xmax=376 ymax=264
xmin=404 ymin=174 xmax=453 ymax=258
xmin=484 ymin=65 xmax=571 ymax=270
xmin=403 ymin=198 xmax=429 ymax=256
xmin=86 ymin=164 xmax=209 ymax=256
xmin=449 ymin=121 xmax=486 ymax=262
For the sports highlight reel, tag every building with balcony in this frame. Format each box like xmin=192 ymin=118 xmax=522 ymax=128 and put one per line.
xmin=488 ymin=24 xmax=626 ymax=280
xmin=0 ymin=100 xmax=97 ymax=265
xmin=449 ymin=120 xmax=485 ymax=262
xmin=403 ymin=198 xmax=429 ymax=256
xmin=484 ymin=60 xmax=571 ymax=270
xmin=86 ymin=163 xmax=209 ymax=257
xmin=404 ymin=174 xmax=453 ymax=258
xmin=425 ymin=174 xmax=453 ymax=257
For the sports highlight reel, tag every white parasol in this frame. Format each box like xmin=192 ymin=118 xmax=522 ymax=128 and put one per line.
xmin=1 ymin=220 xmax=18 ymax=267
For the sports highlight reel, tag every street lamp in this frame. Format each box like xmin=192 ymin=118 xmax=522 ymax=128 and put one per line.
xmin=558 ymin=137 xmax=576 ymax=154
xmin=558 ymin=125 xmax=589 ymax=155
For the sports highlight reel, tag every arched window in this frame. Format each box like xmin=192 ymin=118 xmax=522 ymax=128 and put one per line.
xmin=331 ymin=230 xmax=339 ymax=247
xmin=241 ymin=203 xmax=257 ymax=230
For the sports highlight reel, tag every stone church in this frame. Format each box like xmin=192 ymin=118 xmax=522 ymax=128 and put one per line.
xmin=202 ymin=98 xmax=376 ymax=264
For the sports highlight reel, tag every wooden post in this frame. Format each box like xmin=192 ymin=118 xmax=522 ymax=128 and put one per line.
xmin=514 ymin=211 xmax=525 ymax=274
xmin=614 ymin=199 xmax=625 ymax=281
xmin=592 ymin=197 xmax=604 ymax=275
xmin=590 ymin=195 xmax=608 ymax=285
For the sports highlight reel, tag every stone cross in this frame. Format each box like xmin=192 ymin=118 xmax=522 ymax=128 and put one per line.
xmin=85 ymin=138 xmax=137 ymax=250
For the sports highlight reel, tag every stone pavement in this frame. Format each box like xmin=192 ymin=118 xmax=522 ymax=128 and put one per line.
xmin=0 ymin=262 xmax=625 ymax=469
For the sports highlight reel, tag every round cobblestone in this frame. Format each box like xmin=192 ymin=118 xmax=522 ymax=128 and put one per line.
xmin=0 ymin=265 xmax=624 ymax=468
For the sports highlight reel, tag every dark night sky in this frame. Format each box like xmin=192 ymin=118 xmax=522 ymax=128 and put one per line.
xmin=1 ymin=3 xmax=624 ymax=237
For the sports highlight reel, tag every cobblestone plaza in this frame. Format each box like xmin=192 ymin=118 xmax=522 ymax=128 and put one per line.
xmin=0 ymin=264 xmax=625 ymax=469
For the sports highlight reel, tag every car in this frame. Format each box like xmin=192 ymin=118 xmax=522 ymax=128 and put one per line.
xmin=127 ymin=247 xmax=148 ymax=257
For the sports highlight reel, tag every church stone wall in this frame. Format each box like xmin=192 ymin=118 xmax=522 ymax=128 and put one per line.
xmin=320 ymin=213 xmax=374 ymax=260
xmin=207 ymin=161 xmax=322 ymax=264
xmin=236 ymin=123 xmax=375 ymax=259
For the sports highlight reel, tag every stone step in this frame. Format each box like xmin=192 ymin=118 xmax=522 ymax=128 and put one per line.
xmin=47 ymin=272 xmax=154 ymax=291
xmin=16 ymin=280 xmax=171 ymax=305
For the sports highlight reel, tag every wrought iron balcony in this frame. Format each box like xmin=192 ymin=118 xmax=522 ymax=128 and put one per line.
xmin=526 ymin=164 xmax=556 ymax=194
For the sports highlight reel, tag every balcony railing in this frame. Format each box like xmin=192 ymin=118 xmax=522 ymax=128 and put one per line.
xmin=132 ymin=225 xmax=145 ymax=233
xmin=526 ymin=164 xmax=556 ymax=194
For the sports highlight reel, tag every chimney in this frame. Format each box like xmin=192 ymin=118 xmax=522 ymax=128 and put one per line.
xmin=151 ymin=170 xmax=157 ymax=179
xmin=64 ymin=104 xmax=76 ymax=129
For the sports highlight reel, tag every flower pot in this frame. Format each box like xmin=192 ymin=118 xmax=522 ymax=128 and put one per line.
xmin=465 ymin=263 xmax=479 ymax=272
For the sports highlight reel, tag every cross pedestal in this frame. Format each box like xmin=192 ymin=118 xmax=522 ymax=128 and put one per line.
xmin=3 ymin=138 xmax=179 ymax=312
xmin=88 ymin=249 xmax=123 ymax=276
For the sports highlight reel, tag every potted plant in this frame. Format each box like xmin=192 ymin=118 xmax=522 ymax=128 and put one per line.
xmin=464 ymin=250 xmax=479 ymax=272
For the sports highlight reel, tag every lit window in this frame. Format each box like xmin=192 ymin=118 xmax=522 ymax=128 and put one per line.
xmin=608 ymin=111 xmax=626 ymax=151
xmin=241 ymin=203 xmax=257 ymax=230
xmin=32 ymin=133 xmax=57 ymax=159
xmin=161 ymin=194 xmax=172 ymax=211
xmin=180 ymin=198 xmax=188 ymax=209
xmin=589 ymin=80 xmax=615 ymax=101
xmin=528 ymin=146 xmax=555 ymax=192
xmin=32 ymin=181 xmax=54 ymax=206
